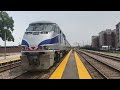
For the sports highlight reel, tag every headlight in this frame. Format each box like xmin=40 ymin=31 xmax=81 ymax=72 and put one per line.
xmin=38 ymin=46 xmax=49 ymax=50
xmin=21 ymin=46 xmax=28 ymax=50
xmin=21 ymin=46 xmax=25 ymax=50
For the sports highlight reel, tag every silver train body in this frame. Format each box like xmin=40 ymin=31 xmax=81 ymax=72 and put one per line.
xmin=21 ymin=21 xmax=71 ymax=71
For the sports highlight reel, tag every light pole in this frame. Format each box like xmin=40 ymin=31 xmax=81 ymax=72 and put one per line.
xmin=4 ymin=32 xmax=6 ymax=59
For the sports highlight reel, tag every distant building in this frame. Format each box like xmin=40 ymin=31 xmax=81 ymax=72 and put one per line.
xmin=116 ymin=22 xmax=120 ymax=48
xmin=106 ymin=29 xmax=112 ymax=47
xmin=91 ymin=21 xmax=120 ymax=49
xmin=99 ymin=30 xmax=106 ymax=47
xmin=99 ymin=29 xmax=116 ymax=49
xmin=92 ymin=36 xmax=99 ymax=49
xmin=111 ymin=29 xmax=116 ymax=48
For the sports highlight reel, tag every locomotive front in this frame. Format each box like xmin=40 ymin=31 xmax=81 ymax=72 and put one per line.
xmin=21 ymin=21 xmax=58 ymax=71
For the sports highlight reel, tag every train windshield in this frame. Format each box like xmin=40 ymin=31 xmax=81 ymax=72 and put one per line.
xmin=26 ymin=23 xmax=55 ymax=31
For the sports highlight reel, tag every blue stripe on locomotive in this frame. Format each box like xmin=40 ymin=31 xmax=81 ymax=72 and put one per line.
xmin=21 ymin=40 xmax=29 ymax=47
xmin=21 ymin=35 xmax=59 ymax=47
xmin=38 ymin=35 xmax=59 ymax=46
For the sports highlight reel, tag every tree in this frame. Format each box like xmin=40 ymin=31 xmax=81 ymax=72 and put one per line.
xmin=0 ymin=11 xmax=14 ymax=42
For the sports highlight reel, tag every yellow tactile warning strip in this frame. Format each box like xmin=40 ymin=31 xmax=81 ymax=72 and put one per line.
xmin=74 ymin=51 xmax=92 ymax=79
xmin=49 ymin=50 xmax=72 ymax=79
xmin=0 ymin=58 xmax=20 ymax=64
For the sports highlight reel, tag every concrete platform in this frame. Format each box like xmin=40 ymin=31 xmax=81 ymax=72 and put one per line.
xmin=0 ymin=53 xmax=21 ymax=63
xmin=49 ymin=50 xmax=92 ymax=79
xmin=62 ymin=51 xmax=79 ymax=79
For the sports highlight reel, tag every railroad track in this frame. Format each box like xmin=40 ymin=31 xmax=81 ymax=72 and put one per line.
xmin=77 ymin=52 xmax=106 ymax=79
xmin=0 ymin=60 xmax=21 ymax=73
xmin=77 ymin=50 xmax=120 ymax=79
xmin=80 ymin=50 xmax=120 ymax=69
xmin=14 ymin=53 xmax=68 ymax=79
xmin=83 ymin=50 xmax=120 ymax=61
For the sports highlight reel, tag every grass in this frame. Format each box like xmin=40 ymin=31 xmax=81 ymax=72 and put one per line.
xmin=101 ymin=52 xmax=120 ymax=56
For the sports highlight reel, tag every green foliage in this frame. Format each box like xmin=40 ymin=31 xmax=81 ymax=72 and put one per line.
xmin=0 ymin=11 xmax=14 ymax=42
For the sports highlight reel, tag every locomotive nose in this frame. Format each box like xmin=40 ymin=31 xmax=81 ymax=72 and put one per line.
xmin=31 ymin=47 xmax=35 ymax=49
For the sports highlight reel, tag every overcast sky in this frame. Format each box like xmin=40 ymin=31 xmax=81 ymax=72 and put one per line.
xmin=0 ymin=11 xmax=120 ymax=46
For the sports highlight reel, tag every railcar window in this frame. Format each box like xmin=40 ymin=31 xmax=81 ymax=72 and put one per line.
xmin=52 ymin=25 xmax=56 ymax=32
xmin=45 ymin=25 xmax=54 ymax=31
xmin=60 ymin=30 xmax=61 ymax=34
xmin=56 ymin=27 xmax=59 ymax=33
xmin=63 ymin=34 xmax=65 ymax=38
xmin=27 ymin=24 xmax=55 ymax=31
xmin=33 ymin=32 xmax=39 ymax=35
xmin=40 ymin=32 xmax=43 ymax=34
xmin=53 ymin=26 xmax=59 ymax=33
xmin=44 ymin=32 xmax=48 ymax=34
xmin=27 ymin=25 xmax=34 ymax=31
xmin=40 ymin=32 xmax=48 ymax=34
xmin=25 ymin=32 xmax=33 ymax=35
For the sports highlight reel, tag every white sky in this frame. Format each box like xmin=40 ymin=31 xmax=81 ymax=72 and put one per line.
xmin=0 ymin=11 xmax=120 ymax=46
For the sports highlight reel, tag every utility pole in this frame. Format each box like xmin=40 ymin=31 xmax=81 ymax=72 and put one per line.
xmin=4 ymin=32 xmax=6 ymax=59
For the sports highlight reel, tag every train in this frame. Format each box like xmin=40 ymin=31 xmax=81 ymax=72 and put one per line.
xmin=20 ymin=21 xmax=71 ymax=71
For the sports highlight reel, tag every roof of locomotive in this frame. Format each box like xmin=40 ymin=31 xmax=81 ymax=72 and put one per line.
xmin=30 ymin=21 xmax=56 ymax=25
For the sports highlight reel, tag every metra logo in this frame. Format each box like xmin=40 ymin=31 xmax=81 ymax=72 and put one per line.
xmin=31 ymin=47 xmax=35 ymax=49
xmin=29 ymin=47 xmax=38 ymax=50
